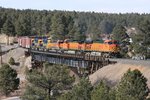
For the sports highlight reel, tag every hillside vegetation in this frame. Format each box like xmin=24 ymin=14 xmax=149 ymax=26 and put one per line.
xmin=89 ymin=63 xmax=150 ymax=88
xmin=0 ymin=7 xmax=150 ymax=57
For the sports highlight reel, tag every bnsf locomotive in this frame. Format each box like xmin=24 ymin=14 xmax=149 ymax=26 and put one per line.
xmin=18 ymin=36 xmax=120 ymax=57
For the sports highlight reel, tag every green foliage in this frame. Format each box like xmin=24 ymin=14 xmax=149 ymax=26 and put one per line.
xmin=9 ymin=57 xmax=15 ymax=65
xmin=1 ymin=17 xmax=15 ymax=36
xmin=131 ymin=19 xmax=150 ymax=57
xmin=15 ymin=15 xmax=31 ymax=36
xmin=108 ymin=88 xmax=116 ymax=100
xmin=112 ymin=25 xmax=130 ymax=57
xmin=0 ymin=63 xmax=19 ymax=96
xmin=51 ymin=13 xmax=73 ymax=40
xmin=91 ymin=81 xmax=110 ymax=100
xmin=70 ymin=77 xmax=92 ymax=100
xmin=100 ymin=20 xmax=114 ymax=34
xmin=0 ymin=7 xmax=150 ymax=57
xmin=112 ymin=25 xmax=127 ymax=42
xmin=58 ymin=92 xmax=73 ymax=100
xmin=116 ymin=69 xmax=149 ymax=100
xmin=22 ymin=64 xmax=74 ymax=100
xmin=0 ymin=7 xmax=148 ymax=39
xmin=58 ymin=77 xmax=93 ymax=100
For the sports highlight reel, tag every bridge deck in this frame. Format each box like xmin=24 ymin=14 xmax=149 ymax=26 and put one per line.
xmin=28 ymin=49 xmax=113 ymax=74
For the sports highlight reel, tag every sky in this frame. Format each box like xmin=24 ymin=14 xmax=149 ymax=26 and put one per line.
xmin=0 ymin=0 xmax=150 ymax=13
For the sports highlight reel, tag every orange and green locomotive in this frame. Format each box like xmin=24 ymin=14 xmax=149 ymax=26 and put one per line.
xmin=30 ymin=36 xmax=120 ymax=57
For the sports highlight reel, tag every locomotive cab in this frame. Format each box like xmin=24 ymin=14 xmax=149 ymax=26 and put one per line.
xmin=104 ymin=40 xmax=119 ymax=53
xmin=38 ymin=40 xmax=43 ymax=47
xmin=57 ymin=40 xmax=64 ymax=49
xmin=31 ymin=39 xmax=35 ymax=46
xmin=104 ymin=40 xmax=118 ymax=45
xmin=30 ymin=37 xmax=39 ymax=50
xmin=42 ymin=37 xmax=48 ymax=50
xmin=104 ymin=40 xmax=112 ymax=44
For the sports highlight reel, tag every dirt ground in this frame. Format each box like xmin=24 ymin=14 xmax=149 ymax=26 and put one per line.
xmin=0 ymin=45 xmax=27 ymax=100
xmin=89 ymin=62 xmax=150 ymax=88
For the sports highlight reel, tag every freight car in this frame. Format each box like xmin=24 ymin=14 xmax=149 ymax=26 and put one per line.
xmin=30 ymin=36 xmax=120 ymax=57
xmin=18 ymin=36 xmax=31 ymax=48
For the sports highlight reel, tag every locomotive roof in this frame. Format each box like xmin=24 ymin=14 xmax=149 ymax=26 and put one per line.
xmin=104 ymin=40 xmax=117 ymax=43
xmin=29 ymin=36 xmax=49 ymax=38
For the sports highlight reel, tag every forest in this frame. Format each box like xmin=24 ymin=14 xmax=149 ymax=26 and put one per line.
xmin=0 ymin=7 xmax=150 ymax=100
xmin=0 ymin=7 xmax=150 ymax=57
xmin=0 ymin=62 xmax=149 ymax=100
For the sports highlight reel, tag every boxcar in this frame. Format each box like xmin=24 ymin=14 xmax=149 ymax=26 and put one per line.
xmin=18 ymin=36 xmax=31 ymax=48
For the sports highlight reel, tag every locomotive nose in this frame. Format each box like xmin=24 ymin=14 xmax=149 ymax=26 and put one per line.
xmin=112 ymin=44 xmax=119 ymax=52
xmin=116 ymin=44 xmax=120 ymax=52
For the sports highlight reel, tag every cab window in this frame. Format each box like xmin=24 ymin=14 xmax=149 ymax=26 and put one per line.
xmin=39 ymin=40 xmax=42 ymax=43
xmin=35 ymin=37 xmax=38 ymax=43
xmin=113 ymin=41 xmax=119 ymax=45
xmin=31 ymin=39 xmax=34 ymax=42
xmin=43 ymin=38 xmax=48 ymax=43
xmin=108 ymin=41 xmax=112 ymax=45
xmin=48 ymin=39 xmax=51 ymax=43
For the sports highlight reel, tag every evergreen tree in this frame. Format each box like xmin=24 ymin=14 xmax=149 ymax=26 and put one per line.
xmin=116 ymin=69 xmax=149 ymax=100
xmin=0 ymin=63 xmax=20 ymax=96
xmin=0 ymin=7 xmax=150 ymax=57
xmin=41 ymin=15 xmax=51 ymax=34
xmin=91 ymin=81 xmax=110 ymax=100
xmin=9 ymin=57 xmax=15 ymax=65
xmin=58 ymin=91 xmax=73 ymax=100
xmin=99 ymin=20 xmax=114 ymax=34
xmin=112 ymin=25 xmax=127 ymax=42
xmin=15 ymin=15 xmax=31 ymax=36
xmin=51 ymin=12 xmax=65 ymax=40
xmin=132 ymin=19 xmax=150 ymax=57
xmin=2 ymin=17 xmax=15 ymax=36
xmin=70 ymin=77 xmax=92 ymax=100
xmin=108 ymin=88 xmax=116 ymax=100
xmin=35 ymin=15 xmax=43 ymax=35
xmin=22 ymin=63 xmax=74 ymax=100
xmin=112 ymin=25 xmax=129 ymax=57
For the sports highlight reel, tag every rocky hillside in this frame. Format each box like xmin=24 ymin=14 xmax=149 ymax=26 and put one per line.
xmin=89 ymin=62 xmax=150 ymax=88
xmin=0 ymin=46 xmax=27 ymax=100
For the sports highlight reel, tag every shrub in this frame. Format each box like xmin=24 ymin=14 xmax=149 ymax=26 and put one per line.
xmin=9 ymin=57 xmax=15 ymax=65
xmin=0 ymin=63 xmax=19 ymax=96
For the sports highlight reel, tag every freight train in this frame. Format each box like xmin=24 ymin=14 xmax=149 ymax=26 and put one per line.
xmin=18 ymin=36 xmax=120 ymax=57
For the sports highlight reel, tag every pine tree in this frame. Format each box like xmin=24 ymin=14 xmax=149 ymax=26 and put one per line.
xmin=2 ymin=17 xmax=15 ymax=36
xmin=108 ymin=88 xmax=116 ymax=100
xmin=15 ymin=15 xmax=31 ymax=36
xmin=22 ymin=63 xmax=74 ymax=100
xmin=70 ymin=77 xmax=92 ymax=100
xmin=132 ymin=19 xmax=150 ymax=57
xmin=51 ymin=12 xmax=65 ymax=40
xmin=116 ymin=69 xmax=149 ymax=100
xmin=0 ymin=63 xmax=19 ymax=96
xmin=112 ymin=25 xmax=127 ymax=42
xmin=9 ymin=57 xmax=15 ymax=65
xmin=112 ymin=25 xmax=130 ymax=57
xmin=58 ymin=91 xmax=73 ymax=100
xmin=91 ymin=81 xmax=110 ymax=100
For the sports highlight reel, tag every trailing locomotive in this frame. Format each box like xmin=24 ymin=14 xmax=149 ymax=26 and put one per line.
xmin=29 ymin=36 xmax=119 ymax=57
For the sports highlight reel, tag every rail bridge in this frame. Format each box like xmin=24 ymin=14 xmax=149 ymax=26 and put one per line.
xmin=27 ymin=49 xmax=116 ymax=74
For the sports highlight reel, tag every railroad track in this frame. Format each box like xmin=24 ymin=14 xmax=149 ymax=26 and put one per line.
xmin=110 ymin=58 xmax=150 ymax=67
